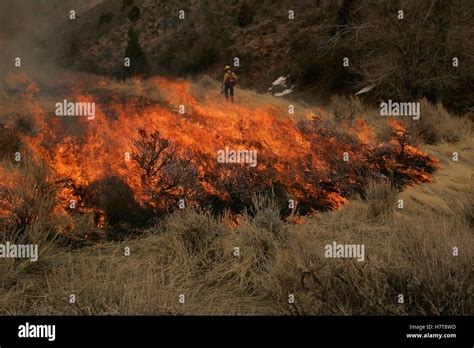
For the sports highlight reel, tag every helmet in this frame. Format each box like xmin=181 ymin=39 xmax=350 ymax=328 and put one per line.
xmin=225 ymin=65 xmax=231 ymax=70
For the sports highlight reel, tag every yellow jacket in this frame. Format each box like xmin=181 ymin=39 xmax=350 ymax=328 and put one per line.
xmin=223 ymin=71 xmax=238 ymax=85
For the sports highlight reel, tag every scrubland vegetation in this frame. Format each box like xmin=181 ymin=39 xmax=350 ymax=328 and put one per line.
xmin=1 ymin=0 xmax=472 ymax=316
xmin=1 ymin=84 xmax=472 ymax=315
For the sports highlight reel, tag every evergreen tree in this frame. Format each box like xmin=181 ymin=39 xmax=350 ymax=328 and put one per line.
xmin=123 ymin=26 xmax=149 ymax=79
xmin=237 ymin=1 xmax=254 ymax=27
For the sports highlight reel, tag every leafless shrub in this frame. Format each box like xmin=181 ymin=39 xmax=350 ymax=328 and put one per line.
xmin=289 ymin=0 xmax=473 ymax=112
xmin=214 ymin=158 xmax=277 ymax=213
xmin=345 ymin=0 xmax=473 ymax=112
xmin=132 ymin=129 xmax=198 ymax=210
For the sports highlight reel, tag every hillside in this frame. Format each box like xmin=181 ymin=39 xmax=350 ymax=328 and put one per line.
xmin=0 ymin=0 xmax=472 ymax=318
xmin=0 ymin=73 xmax=472 ymax=315
xmin=55 ymin=0 xmax=474 ymax=111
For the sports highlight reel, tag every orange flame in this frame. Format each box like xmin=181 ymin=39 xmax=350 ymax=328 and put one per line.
xmin=2 ymin=74 xmax=439 ymax=228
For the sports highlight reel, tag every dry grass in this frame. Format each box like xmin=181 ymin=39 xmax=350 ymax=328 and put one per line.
xmin=365 ymin=180 xmax=398 ymax=222
xmin=405 ymin=99 xmax=471 ymax=145
xmin=329 ymin=95 xmax=472 ymax=141
xmin=0 ymin=135 xmax=472 ymax=315
xmin=330 ymin=94 xmax=367 ymax=123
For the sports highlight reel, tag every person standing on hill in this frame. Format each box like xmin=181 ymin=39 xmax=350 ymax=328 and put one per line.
xmin=222 ymin=66 xmax=238 ymax=102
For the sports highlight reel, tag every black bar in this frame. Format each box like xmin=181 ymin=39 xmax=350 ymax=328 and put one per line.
xmin=0 ymin=316 xmax=472 ymax=346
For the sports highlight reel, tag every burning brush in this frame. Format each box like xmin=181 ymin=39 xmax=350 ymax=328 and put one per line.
xmin=0 ymin=74 xmax=439 ymax=235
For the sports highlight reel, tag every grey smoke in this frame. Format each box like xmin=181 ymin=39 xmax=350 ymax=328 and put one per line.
xmin=0 ymin=0 xmax=103 ymax=86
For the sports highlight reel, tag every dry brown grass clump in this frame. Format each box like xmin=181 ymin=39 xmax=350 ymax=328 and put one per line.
xmin=365 ymin=180 xmax=398 ymax=221
xmin=404 ymin=98 xmax=471 ymax=145
xmin=330 ymin=94 xmax=367 ymax=123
